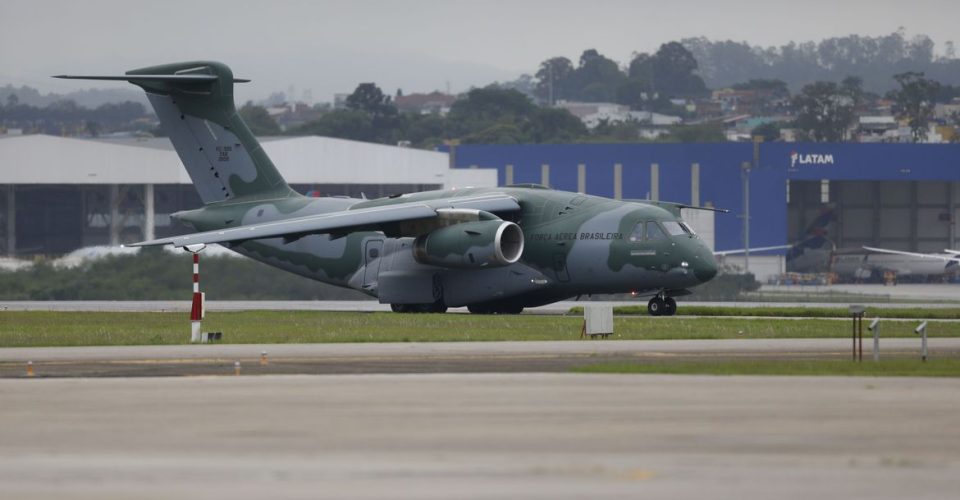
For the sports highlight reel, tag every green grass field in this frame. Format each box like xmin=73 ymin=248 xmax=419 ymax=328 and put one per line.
xmin=570 ymin=305 xmax=960 ymax=319
xmin=1 ymin=310 xmax=958 ymax=347
xmin=573 ymin=359 xmax=960 ymax=377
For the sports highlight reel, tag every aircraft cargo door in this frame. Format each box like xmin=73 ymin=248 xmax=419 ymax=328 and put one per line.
xmin=363 ymin=239 xmax=384 ymax=290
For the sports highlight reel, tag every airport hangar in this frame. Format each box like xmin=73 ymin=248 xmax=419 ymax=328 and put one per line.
xmin=449 ymin=142 xmax=960 ymax=279
xmin=1 ymin=135 xmax=958 ymax=278
xmin=0 ymin=134 xmax=495 ymax=255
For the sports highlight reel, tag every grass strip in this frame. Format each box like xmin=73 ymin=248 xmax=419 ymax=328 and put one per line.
xmin=2 ymin=311 xmax=960 ymax=347
xmin=569 ymin=305 xmax=960 ymax=319
xmin=572 ymin=358 xmax=960 ymax=377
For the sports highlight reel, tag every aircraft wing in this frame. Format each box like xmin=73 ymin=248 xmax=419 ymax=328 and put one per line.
xmin=128 ymin=193 xmax=521 ymax=248
xmin=862 ymin=246 xmax=960 ymax=263
xmin=625 ymin=200 xmax=730 ymax=216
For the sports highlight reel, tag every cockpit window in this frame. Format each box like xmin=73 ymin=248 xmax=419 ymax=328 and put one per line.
xmin=679 ymin=221 xmax=696 ymax=234
xmin=629 ymin=223 xmax=644 ymax=242
xmin=661 ymin=221 xmax=688 ymax=236
xmin=645 ymin=222 xmax=667 ymax=241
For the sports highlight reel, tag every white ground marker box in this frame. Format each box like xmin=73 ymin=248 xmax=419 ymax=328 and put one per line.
xmin=583 ymin=305 xmax=614 ymax=338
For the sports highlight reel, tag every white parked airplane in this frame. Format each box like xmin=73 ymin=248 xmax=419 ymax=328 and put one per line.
xmin=852 ymin=247 xmax=960 ymax=282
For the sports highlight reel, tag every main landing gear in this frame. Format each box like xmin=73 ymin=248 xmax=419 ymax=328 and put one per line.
xmin=390 ymin=302 xmax=448 ymax=313
xmin=467 ymin=304 xmax=524 ymax=315
xmin=647 ymin=295 xmax=677 ymax=316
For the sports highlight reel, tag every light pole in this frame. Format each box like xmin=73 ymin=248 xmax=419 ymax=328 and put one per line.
xmin=741 ymin=136 xmax=763 ymax=275
xmin=741 ymin=160 xmax=751 ymax=274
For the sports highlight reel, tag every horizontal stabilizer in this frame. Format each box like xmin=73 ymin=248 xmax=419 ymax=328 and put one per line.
xmin=53 ymin=74 xmax=250 ymax=83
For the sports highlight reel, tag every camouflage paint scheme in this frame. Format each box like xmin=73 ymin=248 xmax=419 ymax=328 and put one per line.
xmin=56 ymin=61 xmax=718 ymax=313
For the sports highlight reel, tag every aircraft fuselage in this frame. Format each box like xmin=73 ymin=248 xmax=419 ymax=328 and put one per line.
xmin=175 ymin=186 xmax=718 ymax=309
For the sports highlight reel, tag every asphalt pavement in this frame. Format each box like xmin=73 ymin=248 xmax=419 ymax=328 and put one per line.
xmin=2 ymin=373 xmax=958 ymax=500
xmin=3 ymin=338 xmax=956 ymax=378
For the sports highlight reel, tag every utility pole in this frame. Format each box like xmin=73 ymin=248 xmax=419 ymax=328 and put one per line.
xmin=741 ymin=136 xmax=763 ymax=275
xmin=741 ymin=161 xmax=751 ymax=273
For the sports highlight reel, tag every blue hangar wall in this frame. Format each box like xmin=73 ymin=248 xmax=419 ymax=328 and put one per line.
xmin=448 ymin=143 xmax=960 ymax=252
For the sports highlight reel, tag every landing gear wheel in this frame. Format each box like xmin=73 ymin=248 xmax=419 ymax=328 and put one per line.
xmin=647 ymin=297 xmax=664 ymax=316
xmin=427 ymin=302 xmax=448 ymax=314
xmin=468 ymin=304 xmax=492 ymax=314
xmin=502 ymin=305 xmax=524 ymax=315
xmin=663 ymin=297 xmax=677 ymax=316
xmin=391 ymin=303 xmax=446 ymax=313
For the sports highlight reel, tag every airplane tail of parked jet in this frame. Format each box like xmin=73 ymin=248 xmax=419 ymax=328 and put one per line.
xmin=785 ymin=207 xmax=837 ymax=273
xmin=55 ymin=62 xmax=296 ymax=205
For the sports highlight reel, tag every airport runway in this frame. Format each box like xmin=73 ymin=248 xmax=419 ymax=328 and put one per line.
xmin=1 ymin=373 xmax=958 ymax=500
xmin=3 ymin=298 xmax=958 ymax=313
xmin=3 ymin=338 xmax=957 ymax=378
xmin=764 ymin=283 xmax=960 ymax=301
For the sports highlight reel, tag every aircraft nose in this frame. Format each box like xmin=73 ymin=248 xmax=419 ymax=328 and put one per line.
xmin=694 ymin=251 xmax=718 ymax=283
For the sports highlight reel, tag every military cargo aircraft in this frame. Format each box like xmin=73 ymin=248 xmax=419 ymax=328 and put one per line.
xmin=56 ymin=61 xmax=719 ymax=315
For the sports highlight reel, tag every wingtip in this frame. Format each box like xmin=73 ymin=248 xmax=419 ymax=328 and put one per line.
xmin=52 ymin=74 xmax=92 ymax=80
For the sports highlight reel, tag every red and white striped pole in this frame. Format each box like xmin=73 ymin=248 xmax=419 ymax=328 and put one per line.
xmin=186 ymin=245 xmax=206 ymax=343
xmin=190 ymin=252 xmax=202 ymax=342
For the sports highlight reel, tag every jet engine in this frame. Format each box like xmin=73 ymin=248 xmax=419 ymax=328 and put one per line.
xmin=413 ymin=220 xmax=524 ymax=268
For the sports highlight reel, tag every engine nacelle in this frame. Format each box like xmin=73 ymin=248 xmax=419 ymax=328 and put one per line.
xmin=413 ymin=220 xmax=524 ymax=268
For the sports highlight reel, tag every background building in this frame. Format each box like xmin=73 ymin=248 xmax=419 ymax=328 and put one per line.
xmin=0 ymin=135 xmax=494 ymax=255
xmin=4 ymin=133 xmax=959 ymax=281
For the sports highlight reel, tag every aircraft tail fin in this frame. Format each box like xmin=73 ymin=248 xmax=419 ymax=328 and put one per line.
xmin=56 ymin=61 xmax=295 ymax=205
xmin=803 ymin=207 xmax=835 ymax=238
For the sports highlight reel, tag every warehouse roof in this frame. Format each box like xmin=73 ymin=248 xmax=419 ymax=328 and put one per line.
xmin=0 ymin=134 xmax=492 ymax=187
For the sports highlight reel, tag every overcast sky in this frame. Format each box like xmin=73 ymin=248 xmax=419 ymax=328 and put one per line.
xmin=2 ymin=0 xmax=957 ymax=103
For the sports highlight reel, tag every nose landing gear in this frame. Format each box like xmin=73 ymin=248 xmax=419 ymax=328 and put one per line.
xmin=647 ymin=294 xmax=677 ymax=316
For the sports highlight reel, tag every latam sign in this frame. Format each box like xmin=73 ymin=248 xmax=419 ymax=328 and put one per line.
xmin=790 ymin=150 xmax=835 ymax=168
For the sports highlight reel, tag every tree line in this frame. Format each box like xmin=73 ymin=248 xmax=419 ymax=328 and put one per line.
xmin=4 ymin=29 xmax=959 ymax=145
xmin=277 ymin=78 xmax=727 ymax=147
xmin=682 ymin=29 xmax=960 ymax=93
xmin=267 ymin=70 xmax=958 ymax=146
xmin=774 ymin=72 xmax=959 ymax=142
xmin=533 ymin=42 xmax=707 ymax=111
xmin=0 ymin=94 xmax=150 ymax=136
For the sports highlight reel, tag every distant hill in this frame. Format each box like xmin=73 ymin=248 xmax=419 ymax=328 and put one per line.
xmin=682 ymin=31 xmax=960 ymax=93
